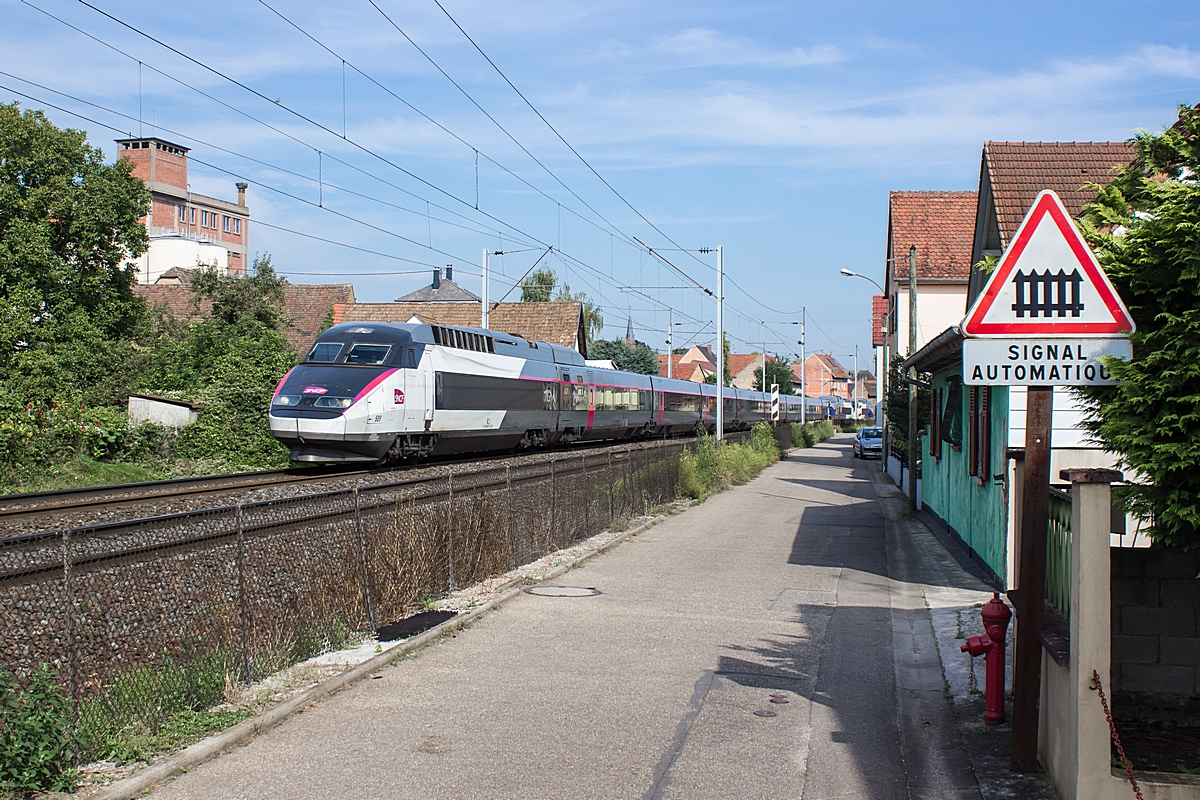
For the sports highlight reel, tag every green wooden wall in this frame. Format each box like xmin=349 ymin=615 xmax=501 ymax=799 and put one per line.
xmin=920 ymin=371 xmax=1010 ymax=583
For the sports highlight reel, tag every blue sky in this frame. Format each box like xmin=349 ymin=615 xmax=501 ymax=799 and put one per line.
xmin=3 ymin=0 xmax=1198 ymax=366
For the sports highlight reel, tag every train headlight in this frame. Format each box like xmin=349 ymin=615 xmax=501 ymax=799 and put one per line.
xmin=313 ymin=396 xmax=353 ymax=409
xmin=273 ymin=395 xmax=300 ymax=406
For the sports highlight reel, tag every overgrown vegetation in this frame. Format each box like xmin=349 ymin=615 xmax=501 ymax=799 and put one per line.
xmin=0 ymin=667 xmax=76 ymax=793
xmin=76 ymin=648 xmax=247 ymax=764
xmin=678 ymin=423 xmax=781 ymax=499
xmin=885 ymin=354 xmax=929 ymax=454
xmin=1077 ymin=104 xmax=1200 ymax=548
xmin=0 ymin=105 xmax=298 ymax=491
xmin=790 ymin=420 xmax=836 ymax=448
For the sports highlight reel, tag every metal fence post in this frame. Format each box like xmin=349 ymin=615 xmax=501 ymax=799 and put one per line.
xmin=236 ymin=503 xmax=251 ymax=683
xmin=582 ymin=453 xmax=589 ymax=534
xmin=506 ymin=465 xmax=515 ymax=571
xmin=447 ymin=469 xmax=456 ymax=591
xmin=61 ymin=521 xmax=79 ymax=767
xmin=608 ymin=449 xmax=614 ymax=522
xmin=354 ymin=487 xmax=377 ymax=633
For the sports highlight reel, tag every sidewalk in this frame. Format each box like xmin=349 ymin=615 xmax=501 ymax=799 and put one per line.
xmin=147 ymin=436 xmax=1045 ymax=800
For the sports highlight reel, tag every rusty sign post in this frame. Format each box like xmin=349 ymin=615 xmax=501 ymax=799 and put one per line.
xmin=961 ymin=190 xmax=1136 ymax=772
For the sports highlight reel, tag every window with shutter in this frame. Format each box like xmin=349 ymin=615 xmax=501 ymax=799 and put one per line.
xmin=979 ymin=386 xmax=992 ymax=480
xmin=968 ymin=386 xmax=980 ymax=477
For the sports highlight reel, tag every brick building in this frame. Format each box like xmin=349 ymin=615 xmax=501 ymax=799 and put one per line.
xmin=794 ymin=353 xmax=850 ymax=398
xmin=117 ymin=137 xmax=250 ymax=283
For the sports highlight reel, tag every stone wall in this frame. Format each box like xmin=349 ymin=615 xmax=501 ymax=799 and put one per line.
xmin=1111 ymin=547 xmax=1200 ymax=719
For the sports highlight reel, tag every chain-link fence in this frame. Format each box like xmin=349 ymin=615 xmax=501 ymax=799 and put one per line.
xmin=1 ymin=435 xmax=743 ymax=760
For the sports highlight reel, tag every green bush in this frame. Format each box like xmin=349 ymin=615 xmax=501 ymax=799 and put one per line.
xmin=812 ymin=420 xmax=836 ymax=442
xmin=77 ymin=648 xmax=239 ymax=763
xmin=679 ymin=423 xmax=780 ymax=499
xmin=0 ymin=667 xmax=76 ymax=793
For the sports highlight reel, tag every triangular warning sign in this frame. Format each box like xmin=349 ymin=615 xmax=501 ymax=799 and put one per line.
xmin=963 ymin=190 xmax=1135 ymax=337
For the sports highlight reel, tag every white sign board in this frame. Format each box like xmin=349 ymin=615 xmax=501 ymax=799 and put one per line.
xmin=963 ymin=337 xmax=1131 ymax=386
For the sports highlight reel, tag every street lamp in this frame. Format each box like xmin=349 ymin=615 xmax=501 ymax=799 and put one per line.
xmin=840 ymin=267 xmax=889 ymax=463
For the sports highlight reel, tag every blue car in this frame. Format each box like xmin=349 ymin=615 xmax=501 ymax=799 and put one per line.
xmin=853 ymin=427 xmax=884 ymax=459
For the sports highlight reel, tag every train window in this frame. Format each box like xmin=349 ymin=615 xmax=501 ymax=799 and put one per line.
xmin=345 ymin=344 xmax=391 ymax=365
xmin=307 ymin=342 xmax=343 ymax=363
xmin=543 ymin=383 xmax=558 ymax=410
xmin=435 ymin=372 xmax=443 ymax=408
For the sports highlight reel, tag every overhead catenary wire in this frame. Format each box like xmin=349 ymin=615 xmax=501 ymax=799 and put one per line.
xmin=15 ymin=0 xmax=534 ymax=248
xmin=0 ymin=83 xmax=474 ymax=271
xmin=18 ymin=1 xmax=819 ymax=348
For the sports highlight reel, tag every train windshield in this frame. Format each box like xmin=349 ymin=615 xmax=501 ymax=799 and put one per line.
xmin=307 ymin=342 xmax=343 ymax=362
xmin=345 ymin=344 xmax=391 ymax=365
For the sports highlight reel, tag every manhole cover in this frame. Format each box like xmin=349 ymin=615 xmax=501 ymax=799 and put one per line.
xmin=523 ymin=586 xmax=602 ymax=597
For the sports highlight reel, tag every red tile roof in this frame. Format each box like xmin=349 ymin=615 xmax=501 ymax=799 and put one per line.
xmin=888 ymin=191 xmax=978 ymax=280
xmin=983 ymin=142 xmax=1134 ymax=244
xmin=134 ymin=283 xmax=355 ymax=356
xmin=872 ymin=294 xmax=887 ymax=347
xmin=810 ymin=352 xmax=849 ymax=379
xmin=282 ymin=284 xmax=355 ymax=355
xmin=331 ymin=302 xmax=586 ymax=353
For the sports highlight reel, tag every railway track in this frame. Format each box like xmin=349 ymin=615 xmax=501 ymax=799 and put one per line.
xmin=0 ymin=465 xmax=375 ymax=524
xmin=0 ymin=432 xmax=734 ymax=527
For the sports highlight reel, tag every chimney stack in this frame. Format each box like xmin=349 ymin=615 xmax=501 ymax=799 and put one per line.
xmin=236 ymin=182 xmax=248 ymax=207
xmin=446 ymin=265 xmax=453 ymax=281
xmin=432 ymin=268 xmax=441 ymax=289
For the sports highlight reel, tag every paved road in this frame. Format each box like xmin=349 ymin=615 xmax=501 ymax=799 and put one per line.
xmin=152 ymin=435 xmax=982 ymax=800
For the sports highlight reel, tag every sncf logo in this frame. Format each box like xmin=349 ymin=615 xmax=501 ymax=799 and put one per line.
xmin=394 ymin=389 xmax=405 ymax=405
xmin=302 ymin=386 xmax=328 ymax=395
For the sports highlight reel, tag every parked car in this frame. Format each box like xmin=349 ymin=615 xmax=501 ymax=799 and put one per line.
xmin=853 ymin=427 xmax=883 ymax=459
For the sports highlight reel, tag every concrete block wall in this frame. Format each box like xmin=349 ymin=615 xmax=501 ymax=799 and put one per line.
xmin=1111 ymin=547 xmax=1200 ymax=718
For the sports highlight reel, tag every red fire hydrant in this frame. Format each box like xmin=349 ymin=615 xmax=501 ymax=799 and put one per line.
xmin=961 ymin=592 xmax=1012 ymax=725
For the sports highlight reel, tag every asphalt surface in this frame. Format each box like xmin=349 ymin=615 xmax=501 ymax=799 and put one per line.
xmin=151 ymin=435 xmax=984 ymax=800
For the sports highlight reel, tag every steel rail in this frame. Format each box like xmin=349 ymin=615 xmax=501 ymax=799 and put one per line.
xmin=0 ymin=440 xmax=695 ymax=585
xmin=0 ymin=436 xmax=673 ymax=524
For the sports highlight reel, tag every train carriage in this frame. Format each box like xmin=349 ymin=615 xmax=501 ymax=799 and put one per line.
xmin=270 ymin=321 xmax=779 ymax=463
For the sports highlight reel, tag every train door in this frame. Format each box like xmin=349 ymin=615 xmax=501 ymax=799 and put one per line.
xmin=586 ymin=370 xmax=595 ymax=431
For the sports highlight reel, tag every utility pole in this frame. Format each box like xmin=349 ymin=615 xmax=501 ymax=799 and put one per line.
xmin=852 ymin=345 xmax=859 ymax=420
xmin=907 ymin=244 xmax=918 ymax=512
xmin=667 ymin=308 xmax=672 ymax=379
xmin=715 ymin=245 xmax=724 ymax=444
xmin=799 ymin=307 xmax=807 ymax=426
xmin=481 ymin=249 xmax=490 ymax=330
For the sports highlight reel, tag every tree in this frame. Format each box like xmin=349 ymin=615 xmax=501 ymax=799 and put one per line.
xmin=885 ymin=354 xmax=929 ymax=453
xmin=143 ymin=255 xmax=295 ymax=468
xmin=703 ymin=336 xmax=732 ymax=385
xmin=519 ymin=265 xmax=603 ymax=345
xmin=0 ymin=103 xmax=150 ymax=403
xmin=520 ymin=266 xmax=556 ymax=302
xmin=554 ymin=282 xmax=603 ymax=344
xmin=753 ymin=356 xmax=794 ymax=393
xmin=1077 ymin=104 xmax=1200 ymax=548
xmin=588 ymin=339 xmax=659 ymax=375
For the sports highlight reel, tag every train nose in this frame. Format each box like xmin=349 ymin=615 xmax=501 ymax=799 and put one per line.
xmin=297 ymin=415 xmax=347 ymax=441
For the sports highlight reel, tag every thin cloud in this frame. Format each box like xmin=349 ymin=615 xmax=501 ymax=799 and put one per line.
xmin=652 ymin=28 xmax=841 ymax=68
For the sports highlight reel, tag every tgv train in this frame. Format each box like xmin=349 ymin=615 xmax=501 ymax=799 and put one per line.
xmin=269 ymin=322 xmax=804 ymax=463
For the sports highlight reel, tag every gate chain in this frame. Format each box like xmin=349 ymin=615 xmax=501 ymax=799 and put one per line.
xmin=1092 ymin=669 xmax=1144 ymax=800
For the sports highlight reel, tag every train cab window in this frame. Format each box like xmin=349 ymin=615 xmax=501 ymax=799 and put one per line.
xmin=345 ymin=344 xmax=391 ymax=365
xmin=307 ymin=342 xmax=343 ymax=363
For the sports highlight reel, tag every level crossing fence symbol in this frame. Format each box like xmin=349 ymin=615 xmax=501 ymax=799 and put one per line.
xmin=1011 ymin=268 xmax=1085 ymax=319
